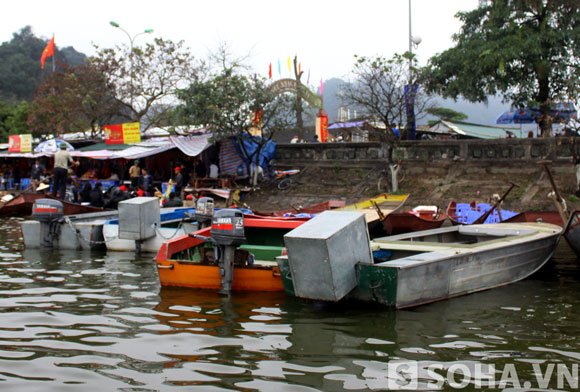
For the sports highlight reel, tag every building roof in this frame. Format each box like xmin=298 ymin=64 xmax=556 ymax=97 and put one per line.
xmin=427 ymin=120 xmax=516 ymax=139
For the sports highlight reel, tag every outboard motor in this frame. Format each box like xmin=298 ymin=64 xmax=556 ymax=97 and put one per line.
xmin=191 ymin=208 xmax=245 ymax=295
xmin=31 ymin=199 xmax=64 ymax=247
xmin=195 ymin=197 xmax=214 ymax=229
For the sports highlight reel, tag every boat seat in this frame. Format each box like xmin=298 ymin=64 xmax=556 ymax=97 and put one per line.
xmin=252 ymin=259 xmax=279 ymax=267
xmin=238 ymin=244 xmax=284 ymax=262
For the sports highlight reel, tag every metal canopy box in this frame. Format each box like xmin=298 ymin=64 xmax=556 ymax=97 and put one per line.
xmin=118 ymin=197 xmax=160 ymax=240
xmin=284 ymin=211 xmax=373 ymax=301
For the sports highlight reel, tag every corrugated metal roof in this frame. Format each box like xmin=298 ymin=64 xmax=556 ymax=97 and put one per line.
xmin=428 ymin=120 xmax=516 ymax=139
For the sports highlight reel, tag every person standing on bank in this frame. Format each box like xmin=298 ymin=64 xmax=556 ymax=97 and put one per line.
xmin=31 ymin=159 xmax=45 ymax=190
xmin=129 ymin=160 xmax=141 ymax=188
xmin=53 ymin=143 xmax=78 ymax=200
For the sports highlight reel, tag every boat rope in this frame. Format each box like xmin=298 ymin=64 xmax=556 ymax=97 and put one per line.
xmin=62 ymin=216 xmax=109 ymax=245
xmin=154 ymin=220 xmax=185 ymax=240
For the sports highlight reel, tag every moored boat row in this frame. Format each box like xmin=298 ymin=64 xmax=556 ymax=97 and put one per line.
xmin=12 ymin=190 xmax=574 ymax=309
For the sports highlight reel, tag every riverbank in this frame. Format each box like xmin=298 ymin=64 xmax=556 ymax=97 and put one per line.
xmin=242 ymin=161 xmax=580 ymax=214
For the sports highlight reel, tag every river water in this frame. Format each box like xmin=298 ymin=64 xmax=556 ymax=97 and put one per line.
xmin=1 ymin=216 xmax=579 ymax=391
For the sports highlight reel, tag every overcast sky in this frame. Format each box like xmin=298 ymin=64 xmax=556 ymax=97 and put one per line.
xmin=2 ymin=0 xmax=479 ymax=86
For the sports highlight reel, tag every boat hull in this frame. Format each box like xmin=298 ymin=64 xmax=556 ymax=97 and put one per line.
xmin=504 ymin=211 xmax=564 ymax=227
xmin=564 ymin=210 xmax=580 ymax=255
xmin=21 ymin=210 xmax=118 ymax=250
xmin=335 ymin=193 xmax=408 ymax=225
xmin=104 ymin=222 xmax=197 ymax=253
xmin=157 ymin=262 xmax=284 ymax=291
xmin=155 ymin=218 xmax=305 ymax=291
xmin=354 ymin=223 xmax=562 ymax=308
xmin=381 ymin=210 xmax=448 ymax=235
xmin=0 ymin=193 xmax=105 ymax=217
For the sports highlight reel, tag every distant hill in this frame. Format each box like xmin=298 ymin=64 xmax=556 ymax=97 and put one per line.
xmin=0 ymin=26 xmax=87 ymax=103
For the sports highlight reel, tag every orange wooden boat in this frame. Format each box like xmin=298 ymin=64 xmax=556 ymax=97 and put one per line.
xmin=381 ymin=206 xmax=448 ymax=235
xmin=155 ymin=216 xmax=306 ymax=291
xmin=0 ymin=192 xmax=105 ymax=217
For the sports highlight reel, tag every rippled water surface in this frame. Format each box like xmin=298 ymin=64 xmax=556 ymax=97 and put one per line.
xmin=1 ymin=217 xmax=579 ymax=391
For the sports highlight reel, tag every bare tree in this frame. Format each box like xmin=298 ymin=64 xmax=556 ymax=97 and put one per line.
xmin=341 ymin=53 xmax=431 ymax=142
xmin=92 ymin=37 xmax=203 ymax=131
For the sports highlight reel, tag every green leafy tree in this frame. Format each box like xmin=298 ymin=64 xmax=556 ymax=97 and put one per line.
xmin=27 ymin=63 xmax=121 ymax=139
xmin=0 ymin=101 xmax=29 ymax=142
xmin=341 ymin=53 xmax=431 ymax=141
xmin=0 ymin=26 xmax=87 ymax=103
xmin=178 ymin=70 xmax=293 ymax=185
xmin=426 ymin=107 xmax=468 ymax=126
xmin=92 ymin=38 xmax=202 ymax=131
xmin=424 ymin=1 xmax=580 ymax=137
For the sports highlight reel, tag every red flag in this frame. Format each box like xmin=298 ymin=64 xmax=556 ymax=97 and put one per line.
xmin=268 ymin=63 xmax=272 ymax=78
xmin=41 ymin=36 xmax=55 ymax=69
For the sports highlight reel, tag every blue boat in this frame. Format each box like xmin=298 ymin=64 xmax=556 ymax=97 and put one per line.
xmin=447 ymin=201 xmax=518 ymax=225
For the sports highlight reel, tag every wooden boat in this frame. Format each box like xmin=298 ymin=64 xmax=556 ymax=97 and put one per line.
xmin=254 ymin=200 xmax=346 ymax=217
xmin=335 ymin=193 xmax=409 ymax=225
xmin=448 ymin=200 xmax=564 ymax=227
xmin=446 ymin=200 xmax=518 ymax=225
xmin=0 ymin=192 xmax=105 ymax=217
xmin=277 ymin=211 xmax=562 ymax=309
xmin=563 ymin=210 xmax=580 ymax=255
xmin=381 ymin=206 xmax=448 ymax=235
xmin=155 ymin=216 xmax=306 ymax=291
xmin=503 ymin=211 xmax=564 ymax=227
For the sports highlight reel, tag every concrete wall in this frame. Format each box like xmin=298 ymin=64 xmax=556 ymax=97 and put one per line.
xmin=275 ymin=138 xmax=579 ymax=167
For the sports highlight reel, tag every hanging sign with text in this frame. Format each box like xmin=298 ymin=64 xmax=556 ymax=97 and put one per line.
xmin=104 ymin=122 xmax=141 ymax=144
xmin=8 ymin=134 xmax=32 ymax=152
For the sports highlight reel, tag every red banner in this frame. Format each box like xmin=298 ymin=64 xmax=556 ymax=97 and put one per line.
xmin=8 ymin=134 xmax=32 ymax=152
xmin=316 ymin=109 xmax=328 ymax=142
xmin=104 ymin=123 xmax=141 ymax=144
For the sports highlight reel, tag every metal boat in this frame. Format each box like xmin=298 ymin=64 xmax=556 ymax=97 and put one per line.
xmin=278 ymin=211 xmax=563 ymax=309
xmin=103 ymin=207 xmax=199 ymax=253
xmin=21 ymin=210 xmax=119 ymax=250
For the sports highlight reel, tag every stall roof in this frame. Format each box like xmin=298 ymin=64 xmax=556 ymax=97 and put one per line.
xmin=170 ymin=133 xmax=211 ymax=157
xmin=0 ymin=133 xmax=212 ymax=160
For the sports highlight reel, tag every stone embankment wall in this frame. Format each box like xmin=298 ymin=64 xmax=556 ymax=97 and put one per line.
xmin=272 ymin=138 xmax=580 ymax=211
xmin=275 ymin=138 xmax=579 ymax=167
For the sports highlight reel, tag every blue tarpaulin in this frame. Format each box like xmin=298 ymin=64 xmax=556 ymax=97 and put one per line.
xmin=233 ymin=135 xmax=276 ymax=171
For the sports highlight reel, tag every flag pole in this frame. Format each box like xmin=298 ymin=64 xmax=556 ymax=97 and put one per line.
xmin=52 ymin=34 xmax=55 ymax=72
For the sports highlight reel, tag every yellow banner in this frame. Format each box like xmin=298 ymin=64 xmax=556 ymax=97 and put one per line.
xmin=122 ymin=122 xmax=141 ymax=144
xmin=20 ymin=134 xmax=32 ymax=152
